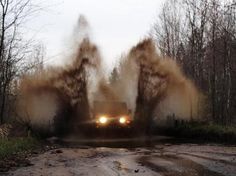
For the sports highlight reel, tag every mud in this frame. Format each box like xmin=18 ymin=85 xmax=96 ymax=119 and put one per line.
xmin=3 ymin=142 xmax=236 ymax=176
xmin=16 ymin=36 xmax=203 ymax=136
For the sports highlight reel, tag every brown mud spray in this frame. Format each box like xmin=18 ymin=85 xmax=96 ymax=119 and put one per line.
xmin=16 ymin=17 xmax=202 ymax=136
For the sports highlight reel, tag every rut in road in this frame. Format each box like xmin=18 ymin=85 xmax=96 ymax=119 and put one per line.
xmin=5 ymin=144 xmax=236 ymax=176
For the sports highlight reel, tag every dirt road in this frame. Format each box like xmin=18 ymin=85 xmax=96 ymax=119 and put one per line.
xmin=3 ymin=140 xmax=236 ymax=176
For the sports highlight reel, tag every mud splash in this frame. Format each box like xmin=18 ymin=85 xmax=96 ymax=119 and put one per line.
xmin=17 ymin=38 xmax=100 ymax=135
xmin=114 ymin=39 xmax=202 ymax=127
xmin=16 ymin=17 xmax=202 ymax=136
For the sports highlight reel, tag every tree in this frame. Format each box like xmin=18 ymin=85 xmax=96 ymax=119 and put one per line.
xmin=0 ymin=0 xmax=41 ymax=123
xmin=151 ymin=0 xmax=184 ymax=59
xmin=151 ymin=0 xmax=236 ymax=125
xmin=109 ymin=67 xmax=119 ymax=85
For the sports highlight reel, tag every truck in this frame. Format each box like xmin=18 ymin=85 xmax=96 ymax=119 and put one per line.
xmin=92 ymin=101 xmax=132 ymax=128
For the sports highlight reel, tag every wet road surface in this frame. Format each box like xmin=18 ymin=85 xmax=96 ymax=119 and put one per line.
xmin=3 ymin=137 xmax=236 ymax=176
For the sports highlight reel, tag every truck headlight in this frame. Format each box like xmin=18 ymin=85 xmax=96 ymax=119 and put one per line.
xmin=99 ymin=116 xmax=108 ymax=124
xmin=119 ymin=117 xmax=126 ymax=124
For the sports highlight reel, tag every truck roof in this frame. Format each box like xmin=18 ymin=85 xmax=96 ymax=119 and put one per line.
xmin=93 ymin=101 xmax=128 ymax=115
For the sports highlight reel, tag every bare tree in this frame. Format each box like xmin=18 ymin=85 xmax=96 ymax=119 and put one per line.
xmin=151 ymin=0 xmax=184 ymax=59
xmin=151 ymin=0 xmax=236 ymax=125
xmin=0 ymin=0 xmax=41 ymax=123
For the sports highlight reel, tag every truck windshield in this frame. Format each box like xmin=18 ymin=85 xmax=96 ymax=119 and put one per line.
xmin=93 ymin=101 xmax=128 ymax=116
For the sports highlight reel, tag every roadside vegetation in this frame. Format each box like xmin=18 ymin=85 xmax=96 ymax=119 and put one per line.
xmin=0 ymin=137 xmax=39 ymax=159
xmin=0 ymin=137 xmax=43 ymax=172
xmin=157 ymin=122 xmax=236 ymax=144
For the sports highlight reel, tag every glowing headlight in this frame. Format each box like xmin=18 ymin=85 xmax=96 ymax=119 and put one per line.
xmin=119 ymin=117 xmax=126 ymax=124
xmin=99 ymin=116 xmax=107 ymax=124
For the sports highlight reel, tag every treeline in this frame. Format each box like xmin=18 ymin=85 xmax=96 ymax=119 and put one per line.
xmin=151 ymin=0 xmax=236 ymax=125
xmin=0 ymin=0 xmax=44 ymax=124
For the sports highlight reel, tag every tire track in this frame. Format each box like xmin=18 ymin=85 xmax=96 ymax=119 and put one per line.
xmin=137 ymin=154 xmax=225 ymax=176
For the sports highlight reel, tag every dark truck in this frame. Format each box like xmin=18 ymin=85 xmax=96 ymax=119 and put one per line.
xmin=92 ymin=101 xmax=132 ymax=128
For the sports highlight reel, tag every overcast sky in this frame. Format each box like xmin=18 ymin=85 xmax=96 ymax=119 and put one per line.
xmin=26 ymin=0 xmax=165 ymax=68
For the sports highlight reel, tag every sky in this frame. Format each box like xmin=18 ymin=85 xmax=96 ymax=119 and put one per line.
xmin=25 ymin=0 xmax=165 ymax=69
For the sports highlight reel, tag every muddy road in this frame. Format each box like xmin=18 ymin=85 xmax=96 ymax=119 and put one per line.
xmin=3 ymin=137 xmax=236 ymax=176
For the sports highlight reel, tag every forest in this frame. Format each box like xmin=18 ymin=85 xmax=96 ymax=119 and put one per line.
xmin=151 ymin=0 xmax=236 ymax=125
